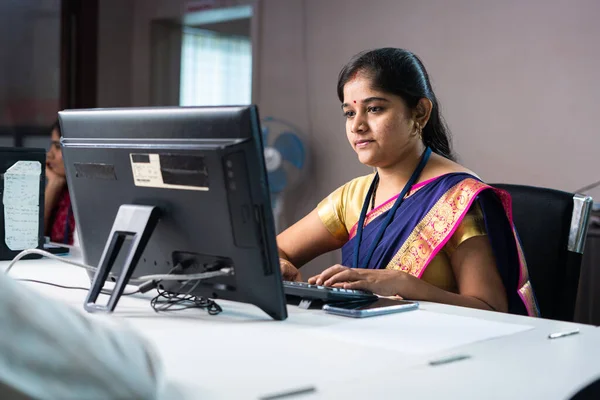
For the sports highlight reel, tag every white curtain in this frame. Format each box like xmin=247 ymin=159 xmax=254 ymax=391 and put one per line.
xmin=180 ymin=28 xmax=252 ymax=106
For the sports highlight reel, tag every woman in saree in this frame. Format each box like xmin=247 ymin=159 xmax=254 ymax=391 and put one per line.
xmin=277 ymin=48 xmax=539 ymax=316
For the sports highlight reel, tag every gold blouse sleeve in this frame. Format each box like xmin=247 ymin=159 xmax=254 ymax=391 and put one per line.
xmin=444 ymin=201 xmax=487 ymax=257
xmin=317 ymin=183 xmax=350 ymax=241
xmin=316 ymin=174 xmax=375 ymax=242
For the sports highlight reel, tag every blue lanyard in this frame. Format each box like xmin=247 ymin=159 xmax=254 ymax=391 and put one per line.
xmin=353 ymin=147 xmax=432 ymax=269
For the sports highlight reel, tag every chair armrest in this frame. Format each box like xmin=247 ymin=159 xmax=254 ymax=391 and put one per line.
xmin=568 ymin=194 xmax=594 ymax=254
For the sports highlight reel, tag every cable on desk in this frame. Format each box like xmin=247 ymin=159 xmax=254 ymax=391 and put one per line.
xmin=5 ymin=249 xmax=234 ymax=282
xmin=136 ymin=267 xmax=233 ymax=282
xmin=17 ymin=278 xmax=140 ymax=296
xmin=150 ymin=280 xmax=222 ymax=315
xmin=4 ymin=249 xmax=96 ymax=275
xmin=6 ymin=249 xmax=232 ymax=313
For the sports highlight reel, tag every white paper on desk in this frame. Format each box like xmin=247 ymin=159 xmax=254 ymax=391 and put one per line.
xmin=2 ymin=161 xmax=41 ymax=250
xmin=312 ymin=310 xmax=533 ymax=355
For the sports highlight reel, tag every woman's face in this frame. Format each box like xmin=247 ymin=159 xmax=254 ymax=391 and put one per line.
xmin=47 ymin=128 xmax=65 ymax=177
xmin=342 ymin=74 xmax=420 ymax=168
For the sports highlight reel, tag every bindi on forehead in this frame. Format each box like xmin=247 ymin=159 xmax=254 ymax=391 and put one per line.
xmin=353 ymin=100 xmax=356 ymax=104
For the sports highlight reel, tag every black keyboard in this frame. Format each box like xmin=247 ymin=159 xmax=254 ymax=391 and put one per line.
xmin=283 ymin=281 xmax=377 ymax=303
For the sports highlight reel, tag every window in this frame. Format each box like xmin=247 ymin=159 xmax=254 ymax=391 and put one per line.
xmin=179 ymin=28 xmax=252 ymax=106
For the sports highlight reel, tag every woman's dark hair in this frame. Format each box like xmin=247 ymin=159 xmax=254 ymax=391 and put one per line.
xmin=337 ymin=48 xmax=454 ymax=160
xmin=51 ymin=119 xmax=61 ymax=137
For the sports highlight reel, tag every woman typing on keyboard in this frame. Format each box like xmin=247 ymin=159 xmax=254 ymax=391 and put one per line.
xmin=277 ymin=48 xmax=539 ymax=316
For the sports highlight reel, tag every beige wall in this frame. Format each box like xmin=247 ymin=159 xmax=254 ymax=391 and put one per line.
xmin=299 ymin=0 xmax=600 ymax=192
xmin=98 ymin=0 xmax=135 ymax=108
xmin=98 ymin=0 xmax=600 ymax=276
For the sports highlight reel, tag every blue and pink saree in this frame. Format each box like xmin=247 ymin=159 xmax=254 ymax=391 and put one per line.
xmin=342 ymin=172 xmax=539 ymax=317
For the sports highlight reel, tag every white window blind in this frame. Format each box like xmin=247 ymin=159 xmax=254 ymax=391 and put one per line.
xmin=180 ymin=28 xmax=252 ymax=106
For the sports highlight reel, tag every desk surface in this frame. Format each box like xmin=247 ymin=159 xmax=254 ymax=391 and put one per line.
xmin=3 ymin=257 xmax=600 ymax=400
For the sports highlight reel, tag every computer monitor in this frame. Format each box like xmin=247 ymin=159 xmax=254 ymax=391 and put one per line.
xmin=58 ymin=106 xmax=287 ymax=320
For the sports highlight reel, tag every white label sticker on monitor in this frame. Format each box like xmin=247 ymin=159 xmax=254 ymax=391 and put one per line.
xmin=130 ymin=153 xmax=209 ymax=191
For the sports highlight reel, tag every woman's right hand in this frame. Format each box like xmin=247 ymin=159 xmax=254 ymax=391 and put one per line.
xmin=46 ymin=163 xmax=66 ymax=188
xmin=280 ymin=259 xmax=302 ymax=282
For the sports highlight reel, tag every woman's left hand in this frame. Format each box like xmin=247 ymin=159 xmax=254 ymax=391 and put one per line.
xmin=308 ymin=264 xmax=412 ymax=297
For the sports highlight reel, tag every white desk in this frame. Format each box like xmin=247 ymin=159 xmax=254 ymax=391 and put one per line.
xmin=3 ymin=257 xmax=600 ymax=400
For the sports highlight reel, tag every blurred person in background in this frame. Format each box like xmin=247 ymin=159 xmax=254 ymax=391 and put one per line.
xmin=44 ymin=120 xmax=75 ymax=245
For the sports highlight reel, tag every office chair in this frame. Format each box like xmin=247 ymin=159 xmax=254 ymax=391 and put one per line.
xmin=491 ymin=184 xmax=593 ymax=321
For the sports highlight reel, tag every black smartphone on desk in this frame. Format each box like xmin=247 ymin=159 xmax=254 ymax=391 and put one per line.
xmin=43 ymin=242 xmax=70 ymax=255
xmin=323 ymin=297 xmax=418 ymax=318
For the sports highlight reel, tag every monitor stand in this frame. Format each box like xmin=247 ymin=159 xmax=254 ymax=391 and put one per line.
xmin=84 ymin=204 xmax=160 ymax=313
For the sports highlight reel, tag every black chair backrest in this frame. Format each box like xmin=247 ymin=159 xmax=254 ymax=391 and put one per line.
xmin=492 ymin=184 xmax=586 ymax=321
